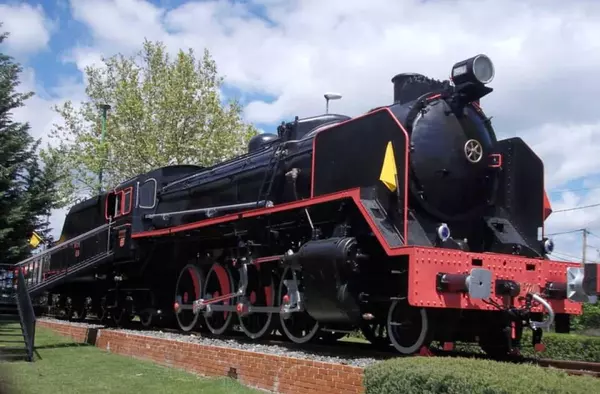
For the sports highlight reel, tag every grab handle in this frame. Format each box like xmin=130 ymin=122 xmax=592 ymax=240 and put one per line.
xmin=529 ymin=293 xmax=555 ymax=330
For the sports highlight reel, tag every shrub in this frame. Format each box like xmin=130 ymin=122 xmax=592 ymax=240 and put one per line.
xmin=364 ymin=356 xmax=599 ymax=394
xmin=348 ymin=329 xmax=600 ymax=362
xmin=521 ymin=332 xmax=600 ymax=362
xmin=445 ymin=332 xmax=600 ymax=363
xmin=572 ymin=303 xmax=600 ymax=333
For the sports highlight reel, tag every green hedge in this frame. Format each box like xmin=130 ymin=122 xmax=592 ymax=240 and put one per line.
xmin=348 ymin=330 xmax=600 ymax=362
xmin=448 ymin=331 xmax=600 ymax=363
xmin=364 ymin=357 xmax=599 ymax=394
xmin=519 ymin=332 xmax=600 ymax=362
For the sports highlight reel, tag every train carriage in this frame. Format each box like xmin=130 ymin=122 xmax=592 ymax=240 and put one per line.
xmin=32 ymin=54 xmax=599 ymax=357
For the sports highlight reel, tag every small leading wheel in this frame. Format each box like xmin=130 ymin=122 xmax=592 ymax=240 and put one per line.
xmin=61 ymin=296 xmax=74 ymax=321
xmin=113 ymin=307 xmax=133 ymax=327
xmin=138 ymin=292 xmax=156 ymax=329
xmin=72 ymin=297 xmax=89 ymax=321
xmin=139 ymin=309 xmax=154 ymax=328
xmin=361 ymin=321 xmax=390 ymax=348
xmin=174 ymin=263 xmax=205 ymax=332
xmin=203 ymin=262 xmax=235 ymax=335
xmin=278 ymin=266 xmax=320 ymax=344
xmin=113 ymin=295 xmax=134 ymax=327
xmin=99 ymin=296 xmax=109 ymax=323
xmin=387 ymin=299 xmax=431 ymax=355
xmin=238 ymin=264 xmax=276 ymax=340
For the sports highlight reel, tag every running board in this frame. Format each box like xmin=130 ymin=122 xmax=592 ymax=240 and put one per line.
xmin=358 ymin=188 xmax=404 ymax=247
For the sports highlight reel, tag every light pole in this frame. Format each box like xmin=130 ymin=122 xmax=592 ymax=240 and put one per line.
xmin=98 ymin=103 xmax=111 ymax=194
xmin=324 ymin=92 xmax=342 ymax=114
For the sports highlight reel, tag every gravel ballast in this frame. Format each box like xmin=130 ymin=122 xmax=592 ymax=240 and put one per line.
xmin=39 ymin=317 xmax=382 ymax=368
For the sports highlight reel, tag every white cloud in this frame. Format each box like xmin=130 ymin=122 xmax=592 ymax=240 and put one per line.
xmin=70 ymin=0 xmax=165 ymax=49
xmin=16 ymin=0 xmax=600 ymax=258
xmin=0 ymin=2 xmax=53 ymax=56
xmin=11 ymin=67 xmax=85 ymax=142
xmin=65 ymin=1 xmax=600 ymax=144
xmin=524 ymin=122 xmax=600 ymax=189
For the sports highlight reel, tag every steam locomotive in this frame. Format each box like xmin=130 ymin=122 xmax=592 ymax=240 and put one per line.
xmin=36 ymin=54 xmax=598 ymax=357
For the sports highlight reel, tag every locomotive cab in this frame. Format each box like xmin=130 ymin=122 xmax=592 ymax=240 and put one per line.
xmin=104 ymin=180 xmax=137 ymax=261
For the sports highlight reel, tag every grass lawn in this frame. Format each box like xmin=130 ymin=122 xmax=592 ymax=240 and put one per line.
xmin=0 ymin=324 xmax=260 ymax=394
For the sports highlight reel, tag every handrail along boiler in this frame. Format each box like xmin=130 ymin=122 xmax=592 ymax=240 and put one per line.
xmin=25 ymin=54 xmax=598 ymax=356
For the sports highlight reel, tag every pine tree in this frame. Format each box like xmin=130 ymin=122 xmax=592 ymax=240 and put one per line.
xmin=0 ymin=27 xmax=59 ymax=265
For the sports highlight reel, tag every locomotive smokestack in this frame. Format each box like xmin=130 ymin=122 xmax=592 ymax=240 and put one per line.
xmin=391 ymin=73 xmax=449 ymax=104
xmin=391 ymin=73 xmax=421 ymax=103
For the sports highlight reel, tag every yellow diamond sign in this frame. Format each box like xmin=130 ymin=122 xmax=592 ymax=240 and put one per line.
xmin=29 ymin=231 xmax=43 ymax=248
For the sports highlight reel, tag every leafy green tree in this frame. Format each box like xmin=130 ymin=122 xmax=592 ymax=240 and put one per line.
xmin=572 ymin=302 xmax=600 ymax=334
xmin=0 ymin=27 xmax=60 ymax=264
xmin=42 ymin=40 xmax=258 ymax=206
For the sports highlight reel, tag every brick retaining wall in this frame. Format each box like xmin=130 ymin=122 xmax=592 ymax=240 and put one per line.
xmin=38 ymin=320 xmax=365 ymax=394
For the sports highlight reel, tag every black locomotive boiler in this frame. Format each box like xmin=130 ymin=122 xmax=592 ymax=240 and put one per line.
xmin=33 ymin=54 xmax=594 ymax=357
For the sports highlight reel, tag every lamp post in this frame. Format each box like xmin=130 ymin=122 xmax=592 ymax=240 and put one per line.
xmin=98 ymin=103 xmax=111 ymax=194
xmin=324 ymin=92 xmax=342 ymax=114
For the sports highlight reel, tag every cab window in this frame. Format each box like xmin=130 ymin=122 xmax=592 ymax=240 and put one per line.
xmin=138 ymin=179 xmax=157 ymax=209
xmin=122 ymin=188 xmax=132 ymax=214
xmin=105 ymin=187 xmax=132 ymax=219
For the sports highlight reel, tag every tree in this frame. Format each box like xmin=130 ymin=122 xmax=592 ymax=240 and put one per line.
xmin=572 ymin=302 xmax=600 ymax=335
xmin=42 ymin=40 xmax=258 ymax=207
xmin=0 ymin=27 xmax=60 ymax=265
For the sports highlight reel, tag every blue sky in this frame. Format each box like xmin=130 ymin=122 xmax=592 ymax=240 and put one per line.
xmin=3 ymin=0 xmax=600 ymax=262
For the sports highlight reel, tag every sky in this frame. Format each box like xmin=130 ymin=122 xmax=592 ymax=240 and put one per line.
xmin=2 ymin=0 xmax=600 ymax=263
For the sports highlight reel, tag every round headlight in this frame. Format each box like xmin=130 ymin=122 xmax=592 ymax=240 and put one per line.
xmin=451 ymin=54 xmax=495 ymax=86
xmin=543 ymin=238 xmax=554 ymax=254
xmin=437 ymin=223 xmax=451 ymax=242
xmin=472 ymin=54 xmax=495 ymax=84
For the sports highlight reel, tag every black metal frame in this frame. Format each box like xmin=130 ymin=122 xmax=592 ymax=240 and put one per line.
xmin=0 ymin=263 xmax=35 ymax=362
xmin=15 ymin=268 xmax=35 ymax=362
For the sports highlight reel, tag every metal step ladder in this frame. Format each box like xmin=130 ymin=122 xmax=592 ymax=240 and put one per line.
xmin=257 ymin=147 xmax=283 ymax=203
xmin=14 ymin=223 xmax=114 ymax=297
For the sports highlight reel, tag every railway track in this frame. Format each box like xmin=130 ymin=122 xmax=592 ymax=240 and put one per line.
xmin=40 ymin=314 xmax=600 ymax=378
xmin=535 ymin=359 xmax=600 ymax=378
